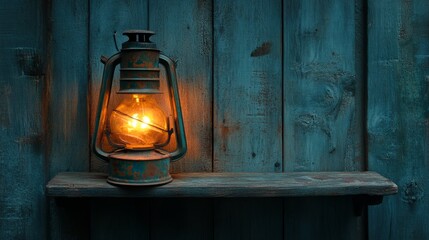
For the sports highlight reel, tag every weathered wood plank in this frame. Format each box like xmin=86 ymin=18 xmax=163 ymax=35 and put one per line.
xmin=148 ymin=1 xmax=214 ymax=239
xmin=46 ymin=172 xmax=397 ymax=197
xmin=367 ymin=0 xmax=429 ymax=239
xmin=0 ymin=1 xmax=47 ymax=239
xmin=213 ymin=0 xmax=283 ymax=172
xmin=283 ymin=0 xmax=366 ymax=239
xmin=49 ymin=0 xmax=89 ymax=176
xmin=149 ymin=0 xmax=213 ymax=173
xmin=213 ymin=0 xmax=283 ymax=238
xmin=89 ymin=0 xmax=149 ymax=172
xmin=283 ymin=0 xmax=364 ymax=172
xmin=48 ymin=1 xmax=90 ymax=238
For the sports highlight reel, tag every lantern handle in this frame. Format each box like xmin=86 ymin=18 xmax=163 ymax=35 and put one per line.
xmin=159 ymin=53 xmax=187 ymax=162
xmin=93 ymin=52 xmax=121 ymax=161
xmin=113 ymin=31 xmax=120 ymax=52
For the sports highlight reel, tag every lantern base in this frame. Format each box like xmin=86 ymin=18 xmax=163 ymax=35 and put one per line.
xmin=107 ymin=151 xmax=172 ymax=186
xmin=107 ymin=175 xmax=173 ymax=186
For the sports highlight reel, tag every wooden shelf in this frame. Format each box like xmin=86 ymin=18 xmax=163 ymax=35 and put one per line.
xmin=46 ymin=171 xmax=397 ymax=198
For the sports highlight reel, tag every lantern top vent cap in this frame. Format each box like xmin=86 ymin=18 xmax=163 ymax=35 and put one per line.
xmin=121 ymin=30 xmax=158 ymax=50
xmin=123 ymin=30 xmax=155 ymax=43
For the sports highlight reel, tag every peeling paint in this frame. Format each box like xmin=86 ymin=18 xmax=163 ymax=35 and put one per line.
xmin=220 ymin=124 xmax=240 ymax=152
xmin=250 ymin=42 xmax=272 ymax=57
xmin=15 ymin=48 xmax=43 ymax=77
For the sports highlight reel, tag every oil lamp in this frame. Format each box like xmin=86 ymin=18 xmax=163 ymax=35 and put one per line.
xmin=93 ymin=30 xmax=186 ymax=186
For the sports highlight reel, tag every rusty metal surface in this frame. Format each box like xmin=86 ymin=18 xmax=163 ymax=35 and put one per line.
xmin=108 ymin=152 xmax=172 ymax=186
xmin=119 ymin=31 xmax=161 ymax=94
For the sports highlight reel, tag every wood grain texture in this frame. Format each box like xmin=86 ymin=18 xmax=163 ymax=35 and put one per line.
xmin=89 ymin=0 xmax=149 ymax=172
xmin=212 ymin=1 xmax=283 ymax=238
xmin=213 ymin=0 xmax=283 ymax=172
xmin=149 ymin=0 xmax=212 ymax=173
xmin=283 ymin=0 xmax=366 ymax=239
xmin=367 ymin=0 xmax=429 ymax=239
xmin=284 ymin=0 xmax=364 ymax=172
xmin=47 ymin=1 xmax=90 ymax=238
xmin=48 ymin=0 xmax=89 ymax=175
xmin=0 ymin=1 xmax=47 ymax=239
xmin=46 ymin=172 xmax=398 ymax=198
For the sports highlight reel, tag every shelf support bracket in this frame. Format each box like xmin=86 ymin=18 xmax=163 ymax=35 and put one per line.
xmin=353 ymin=195 xmax=383 ymax=216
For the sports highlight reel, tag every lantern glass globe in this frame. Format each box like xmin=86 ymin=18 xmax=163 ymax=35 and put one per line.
xmin=109 ymin=95 xmax=169 ymax=150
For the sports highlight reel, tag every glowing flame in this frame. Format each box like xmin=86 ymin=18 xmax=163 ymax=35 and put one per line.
xmin=128 ymin=114 xmax=151 ymax=130
xmin=109 ymin=95 xmax=168 ymax=148
xmin=141 ymin=116 xmax=150 ymax=128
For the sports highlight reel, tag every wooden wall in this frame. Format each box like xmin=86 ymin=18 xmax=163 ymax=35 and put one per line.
xmin=0 ymin=0 xmax=47 ymax=239
xmin=0 ymin=0 xmax=428 ymax=239
xmin=367 ymin=0 xmax=429 ymax=239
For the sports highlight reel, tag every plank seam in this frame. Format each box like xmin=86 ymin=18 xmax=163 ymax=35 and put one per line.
xmin=362 ymin=0 xmax=369 ymax=172
xmin=87 ymin=0 xmax=92 ymax=172
xmin=44 ymin=1 xmax=52 ymax=239
xmin=281 ymin=0 xmax=285 ymax=174
xmin=211 ymin=0 xmax=215 ymax=173
xmin=360 ymin=1 xmax=370 ymax=239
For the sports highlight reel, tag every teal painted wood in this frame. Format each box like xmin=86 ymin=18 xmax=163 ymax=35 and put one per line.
xmin=149 ymin=0 xmax=213 ymax=173
xmin=283 ymin=0 xmax=364 ymax=172
xmin=48 ymin=1 xmax=90 ymax=238
xmin=148 ymin=1 xmax=214 ymax=239
xmin=213 ymin=0 xmax=283 ymax=239
xmin=367 ymin=0 xmax=429 ymax=239
xmin=0 ymin=1 xmax=47 ymax=239
xmin=213 ymin=0 xmax=283 ymax=172
xmin=283 ymin=0 xmax=366 ymax=239
xmin=48 ymin=0 xmax=89 ymax=175
xmin=89 ymin=0 xmax=149 ymax=172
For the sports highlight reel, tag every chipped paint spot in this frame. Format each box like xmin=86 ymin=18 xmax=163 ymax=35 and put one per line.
xmin=0 ymin=84 xmax=11 ymax=129
xmin=250 ymin=42 xmax=272 ymax=57
xmin=274 ymin=162 xmax=281 ymax=172
xmin=15 ymin=48 xmax=43 ymax=76
xmin=220 ymin=124 xmax=240 ymax=152
xmin=14 ymin=134 xmax=43 ymax=154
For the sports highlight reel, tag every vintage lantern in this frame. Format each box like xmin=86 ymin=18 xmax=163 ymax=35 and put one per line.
xmin=92 ymin=30 xmax=186 ymax=186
